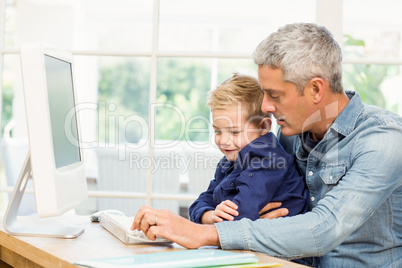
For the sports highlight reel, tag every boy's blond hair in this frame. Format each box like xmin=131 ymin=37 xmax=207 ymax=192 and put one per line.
xmin=207 ymin=73 xmax=265 ymax=124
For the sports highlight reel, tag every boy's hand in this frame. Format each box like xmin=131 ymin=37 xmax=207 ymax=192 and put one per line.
xmin=212 ymin=200 xmax=239 ymax=223
xmin=259 ymin=202 xmax=289 ymax=219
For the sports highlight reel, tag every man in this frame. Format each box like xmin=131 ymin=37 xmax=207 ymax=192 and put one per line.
xmin=133 ymin=23 xmax=402 ymax=267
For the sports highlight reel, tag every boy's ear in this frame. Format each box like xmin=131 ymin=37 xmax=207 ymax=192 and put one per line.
xmin=259 ymin=117 xmax=272 ymax=136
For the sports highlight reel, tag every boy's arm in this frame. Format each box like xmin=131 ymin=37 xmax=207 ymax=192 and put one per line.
xmin=189 ymin=158 xmax=227 ymax=223
xmin=189 ymin=181 xmax=218 ymax=223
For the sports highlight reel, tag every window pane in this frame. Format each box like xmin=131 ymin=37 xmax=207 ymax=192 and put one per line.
xmin=79 ymin=0 xmax=153 ymax=51
xmin=155 ymin=57 xmax=212 ymax=143
xmin=4 ymin=1 xmax=17 ymax=49
xmin=343 ymin=64 xmax=402 ymax=115
xmin=159 ymin=0 xmax=316 ymax=53
xmin=5 ymin=0 xmax=153 ymax=51
xmin=1 ymin=55 xmax=19 ymax=135
xmin=343 ymin=0 xmax=402 ymax=59
xmin=217 ymin=59 xmax=257 ymax=83
xmin=97 ymin=56 xmax=151 ymax=145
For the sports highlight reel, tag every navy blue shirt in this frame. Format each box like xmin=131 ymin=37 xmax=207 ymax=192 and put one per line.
xmin=189 ymin=132 xmax=309 ymax=223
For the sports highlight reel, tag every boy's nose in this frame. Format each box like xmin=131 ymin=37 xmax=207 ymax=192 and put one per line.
xmin=219 ymin=131 xmax=232 ymax=145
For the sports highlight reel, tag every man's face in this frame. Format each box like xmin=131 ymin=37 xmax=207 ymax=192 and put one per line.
xmin=258 ymin=65 xmax=313 ymax=137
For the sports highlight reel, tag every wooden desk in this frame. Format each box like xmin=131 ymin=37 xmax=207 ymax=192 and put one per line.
xmin=0 ymin=215 xmax=306 ymax=268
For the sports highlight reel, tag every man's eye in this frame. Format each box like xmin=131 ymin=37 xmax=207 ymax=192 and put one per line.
xmin=270 ymin=95 xmax=279 ymax=100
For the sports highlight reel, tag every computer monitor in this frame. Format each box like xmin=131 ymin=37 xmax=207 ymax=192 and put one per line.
xmin=3 ymin=43 xmax=88 ymax=238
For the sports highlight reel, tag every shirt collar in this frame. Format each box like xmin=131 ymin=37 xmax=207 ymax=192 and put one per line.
xmin=328 ymin=90 xmax=364 ymax=137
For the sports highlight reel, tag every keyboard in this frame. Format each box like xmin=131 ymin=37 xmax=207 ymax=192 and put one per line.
xmin=99 ymin=211 xmax=172 ymax=244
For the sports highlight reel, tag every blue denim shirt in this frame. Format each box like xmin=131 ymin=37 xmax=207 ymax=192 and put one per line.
xmin=189 ymin=133 xmax=308 ymax=223
xmin=215 ymin=91 xmax=402 ymax=267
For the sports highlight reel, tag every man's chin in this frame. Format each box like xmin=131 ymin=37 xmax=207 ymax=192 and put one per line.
xmin=279 ymin=126 xmax=297 ymax=137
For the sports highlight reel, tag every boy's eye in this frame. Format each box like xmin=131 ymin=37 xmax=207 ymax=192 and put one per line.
xmin=231 ymin=131 xmax=241 ymax=135
xmin=214 ymin=130 xmax=222 ymax=134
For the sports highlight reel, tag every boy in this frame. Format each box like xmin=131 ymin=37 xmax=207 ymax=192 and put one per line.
xmin=189 ymin=74 xmax=309 ymax=224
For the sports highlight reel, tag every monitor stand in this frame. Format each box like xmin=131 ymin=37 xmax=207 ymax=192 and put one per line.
xmin=2 ymin=152 xmax=84 ymax=238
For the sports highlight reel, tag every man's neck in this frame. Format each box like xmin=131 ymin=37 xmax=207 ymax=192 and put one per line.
xmin=310 ymin=92 xmax=350 ymax=141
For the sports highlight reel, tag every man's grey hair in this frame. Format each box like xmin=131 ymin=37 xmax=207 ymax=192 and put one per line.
xmin=252 ymin=23 xmax=343 ymax=94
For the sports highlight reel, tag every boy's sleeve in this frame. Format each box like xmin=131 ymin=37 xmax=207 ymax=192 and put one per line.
xmin=189 ymin=180 xmax=218 ymax=223
xmin=189 ymin=158 xmax=225 ymax=223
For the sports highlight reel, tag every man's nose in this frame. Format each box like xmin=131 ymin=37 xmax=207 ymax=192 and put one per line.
xmin=261 ymin=96 xmax=276 ymax=114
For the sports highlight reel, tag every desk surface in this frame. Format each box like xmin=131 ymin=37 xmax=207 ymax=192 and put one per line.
xmin=0 ymin=214 xmax=306 ymax=268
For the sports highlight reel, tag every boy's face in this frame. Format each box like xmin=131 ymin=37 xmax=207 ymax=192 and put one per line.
xmin=212 ymin=105 xmax=261 ymax=162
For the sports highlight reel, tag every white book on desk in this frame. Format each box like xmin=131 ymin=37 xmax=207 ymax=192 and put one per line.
xmin=74 ymin=249 xmax=265 ymax=268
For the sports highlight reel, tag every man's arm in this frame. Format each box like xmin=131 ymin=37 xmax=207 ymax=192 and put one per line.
xmin=133 ymin=125 xmax=402 ymax=258
xmin=132 ymin=204 xmax=287 ymax=248
xmin=216 ymin=124 xmax=402 ymax=258
xmin=132 ymin=206 xmax=220 ymax=248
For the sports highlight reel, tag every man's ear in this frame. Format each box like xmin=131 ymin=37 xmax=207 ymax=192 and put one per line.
xmin=259 ymin=117 xmax=272 ymax=136
xmin=306 ymin=77 xmax=325 ymax=104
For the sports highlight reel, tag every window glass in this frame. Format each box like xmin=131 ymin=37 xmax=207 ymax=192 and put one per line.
xmin=343 ymin=1 xmax=402 ymax=116
xmin=159 ymin=0 xmax=316 ymax=53
xmin=97 ymin=56 xmax=151 ymax=145
xmin=155 ymin=57 xmax=212 ymax=143
xmin=4 ymin=1 xmax=17 ymax=49
xmin=343 ymin=64 xmax=402 ymax=115
xmin=77 ymin=0 xmax=153 ymax=51
xmin=154 ymin=58 xmax=258 ymax=144
xmin=343 ymin=0 xmax=402 ymax=59
xmin=5 ymin=0 xmax=153 ymax=51
xmin=1 ymin=55 xmax=16 ymax=135
xmin=217 ymin=59 xmax=257 ymax=83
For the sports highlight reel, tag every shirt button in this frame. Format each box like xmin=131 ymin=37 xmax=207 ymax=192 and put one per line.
xmin=308 ymin=171 xmax=314 ymax=176
xmin=248 ymin=173 xmax=253 ymax=178
xmin=329 ymin=176 xmax=333 ymax=181
xmin=230 ymin=182 xmax=235 ymax=187
xmin=311 ymin=196 xmax=315 ymax=202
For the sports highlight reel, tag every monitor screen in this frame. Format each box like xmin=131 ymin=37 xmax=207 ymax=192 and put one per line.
xmin=44 ymin=55 xmax=81 ymax=169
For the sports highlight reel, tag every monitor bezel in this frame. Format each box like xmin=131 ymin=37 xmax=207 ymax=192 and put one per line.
xmin=20 ymin=43 xmax=88 ymax=217
xmin=3 ymin=42 xmax=87 ymax=238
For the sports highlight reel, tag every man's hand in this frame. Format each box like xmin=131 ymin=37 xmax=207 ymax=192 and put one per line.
xmin=132 ymin=206 xmax=220 ymax=249
xmin=259 ymin=202 xmax=289 ymax=219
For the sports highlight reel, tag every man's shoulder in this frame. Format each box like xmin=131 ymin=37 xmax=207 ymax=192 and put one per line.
xmin=350 ymin=104 xmax=402 ymax=146
xmin=360 ymin=104 xmax=402 ymax=127
xmin=334 ymin=91 xmax=402 ymax=140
